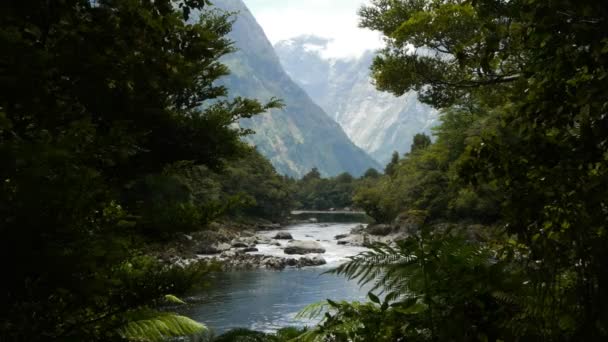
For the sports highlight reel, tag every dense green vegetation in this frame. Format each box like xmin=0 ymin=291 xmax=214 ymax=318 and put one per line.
xmin=304 ymin=0 xmax=608 ymax=340
xmin=0 ymin=1 xmax=289 ymax=340
xmin=292 ymin=167 xmax=381 ymax=211
xmin=354 ymin=116 xmax=501 ymax=223
xmin=168 ymin=146 xmax=295 ymax=224
xmin=3 ymin=0 xmax=607 ymax=340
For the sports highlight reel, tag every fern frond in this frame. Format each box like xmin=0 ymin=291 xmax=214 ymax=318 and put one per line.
xmin=296 ymin=301 xmax=331 ymax=320
xmin=118 ymin=311 xmax=206 ymax=342
xmin=292 ymin=328 xmax=326 ymax=342
xmin=164 ymin=294 xmax=186 ymax=305
xmin=329 ymin=240 xmax=422 ymax=299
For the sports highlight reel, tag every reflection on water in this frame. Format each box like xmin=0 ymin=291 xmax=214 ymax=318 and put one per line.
xmin=180 ymin=268 xmax=369 ymax=334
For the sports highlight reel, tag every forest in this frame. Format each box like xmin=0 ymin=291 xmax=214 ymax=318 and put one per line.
xmin=2 ymin=0 xmax=607 ymax=341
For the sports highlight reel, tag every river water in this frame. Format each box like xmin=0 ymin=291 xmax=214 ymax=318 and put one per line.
xmin=180 ymin=222 xmax=371 ymax=334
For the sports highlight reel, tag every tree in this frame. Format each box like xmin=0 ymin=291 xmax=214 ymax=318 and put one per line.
xmin=384 ymin=151 xmax=399 ymax=176
xmin=0 ymin=1 xmax=279 ymax=340
xmin=335 ymin=172 xmax=354 ymax=183
xmin=410 ymin=133 xmax=431 ymax=153
xmin=355 ymin=0 xmax=608 ymax=338
xmin=302 ymin=167 xmax=322 ymax=182
xmin=362 ymin=168 xmax=381 ymax=179
xmin=219 ymin=147 xmax=295 ymax=220
xmin=359 ymin=0 xmax=523 ymax=107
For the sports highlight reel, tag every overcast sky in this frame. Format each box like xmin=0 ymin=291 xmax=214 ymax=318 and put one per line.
xmin=243 ymin=0 xmax=383 ymax=59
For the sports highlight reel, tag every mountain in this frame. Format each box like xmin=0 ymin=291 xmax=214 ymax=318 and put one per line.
xmin=208 ymin=1 xmax=381 ymax=178
xmin=274 ymin=35 xmax=439 ymax=165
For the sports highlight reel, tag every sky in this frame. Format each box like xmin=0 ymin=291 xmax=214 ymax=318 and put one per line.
xmin=243 ymin=0 xmax=384 ymax=59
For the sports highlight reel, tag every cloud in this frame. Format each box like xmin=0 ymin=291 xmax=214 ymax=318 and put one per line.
xmin=243 ymin=0 xmax=383 ymax=58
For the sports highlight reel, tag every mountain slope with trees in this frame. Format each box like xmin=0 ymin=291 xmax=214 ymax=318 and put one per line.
xmin=210 ymin=0 xmax=381 ymax=177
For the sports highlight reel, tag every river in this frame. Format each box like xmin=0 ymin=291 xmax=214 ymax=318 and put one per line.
xmin=179 ymin=222 xmax=371 ymax=334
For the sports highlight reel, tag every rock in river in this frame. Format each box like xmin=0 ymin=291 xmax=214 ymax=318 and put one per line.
xmin=231 ymin=241 xmax=250 ymax=248
xmin=274 ymin=232 xmax=293 ymax=240
xmin=298 ymin=256 xmax=327 ymax=267
xmin=231 ymin=236 xmax=258 ymax=248
xmin=284 ymin=240 xmax=326 ymax=255
xmin=197 ymin=242 xmax=231 ymax=255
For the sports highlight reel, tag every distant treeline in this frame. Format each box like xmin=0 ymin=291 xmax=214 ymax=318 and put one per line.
xmin=291 ymin=167 xmax=381 ymax=211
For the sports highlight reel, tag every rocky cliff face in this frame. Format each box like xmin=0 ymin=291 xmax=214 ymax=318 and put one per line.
xmin=275 ymin=35 xmax=439 ymax=165
xmin=208 ymin=1 xmax=380 ymax=177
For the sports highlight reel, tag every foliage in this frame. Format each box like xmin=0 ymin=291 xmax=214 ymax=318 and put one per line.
xmin=410 ymin=133 xmax=431 ymax=153
xmin=0 ymin=0 xmax=279 ymax=340
xmin=354 ymin=127 xmax=500 ymax=223
xmin=300 ymin=228 xmax=578 ymax=341
xmin=168 ymin=146 xmax=295 ymax=222
xmin=352 ymin=177 xmax=393 ymax=223
xmin=384 ymin=151 xmax=400 ymax=177
xmin=362 ymin=168 xmax=381 ymax=179
xmin=293 ymin=169 xmax=359 ymax=210
xmin=333 ymin=0 xmax=608 ymax=339
xmin=118 ymin=310 xmax=206 ymax=342
xmin=220 ymin=147 xmax=295 ymax=220
xmin=212 ymin=327 xmax=307 ymax=342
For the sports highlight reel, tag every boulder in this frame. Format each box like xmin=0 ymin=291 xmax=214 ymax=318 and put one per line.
xmin=241 ymin=247 xmax=259 ymax=253
xmin=231 ymin=236 xmax=259 ymax=248
xmin=255 ymin=236 xmax=273 ymax=244
xmin=284 ymin=240 xmax=326 ymax=255
xmin=197 ymin=242 xmax=231 ymax=255
xmin=337 ymin=240 xmax=349 ymax=245
xmin=367 ymin=224 xmax=392 ymax=236
xmin=285 ymin=258 xmax=299 ymax=267
xmin=263 ymin=258 xmax=286 ymax=270
xmin=259 ymin=223 xmax=282 ymax=230
xmin=274 ymin=232 xmax=293 ymax=240
xmin=351 ymin=224 xmax=366 ymax=234
xmin=298 ymin=256 xmax=327 ymax=267
xmin=220 ymin=250 xmax=237 ymax=258
xmin=231 ymin=241 xmax=249 ymax=248
xmin=334 ymin=234 xmax=348 ymax=240
xmin=197 ymin=245 xmax=219 ymax=255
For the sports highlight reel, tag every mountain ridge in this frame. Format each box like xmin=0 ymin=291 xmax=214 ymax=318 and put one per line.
xmin=209 ymin=0 xmax=381 ymax=177
xmin=275 ymin=35 xmax=439 ymax=164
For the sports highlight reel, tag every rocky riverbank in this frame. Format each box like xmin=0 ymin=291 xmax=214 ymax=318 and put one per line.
xmin=157 ymin=214 xmax=437 ymax=271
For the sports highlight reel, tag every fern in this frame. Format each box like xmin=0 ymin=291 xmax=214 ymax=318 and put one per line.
xmin=296 ymin=301 xmax=331 ymax=320
xmin=118 ymin=310 xmax=206 ymax=342
xmin=311 ymin=228 xmax=521 ymax=341
xmin=164 ymin=294 xmax=187 ymax=305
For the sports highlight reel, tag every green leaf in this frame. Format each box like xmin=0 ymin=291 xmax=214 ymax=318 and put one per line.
xmin=164 ymin=294 xmax=187 ymax=305
xmin=368 ymin=292 xmax=381 ymax=304
xmin=118 ymin=312 xmax=206 ymax=342
xmin=395 ymin=303 xmax=428 ymax=315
